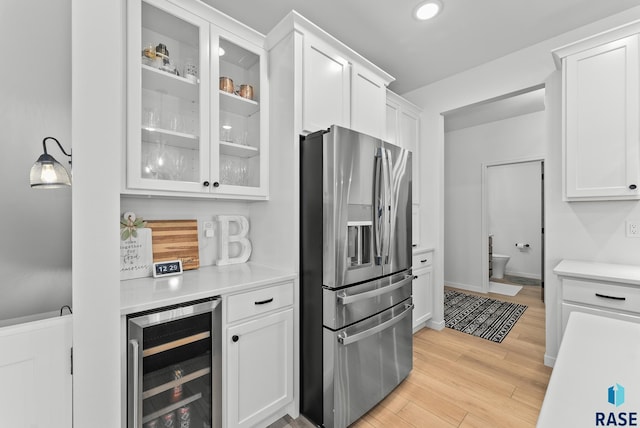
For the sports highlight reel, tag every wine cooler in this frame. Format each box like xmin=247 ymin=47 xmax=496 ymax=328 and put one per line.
xmin=127 ymin=297 xmax=221 ymax=428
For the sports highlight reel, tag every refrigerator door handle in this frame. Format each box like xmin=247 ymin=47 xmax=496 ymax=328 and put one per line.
xmin=337 ymin=274 xmax=413 ymax=305
xmin=373 ymin=148 xmax=383 ymax=264
xmin=337 ymin=303 xmax=414 ymax=345
xmin=381 ymin=147 xmax=393 ymax=264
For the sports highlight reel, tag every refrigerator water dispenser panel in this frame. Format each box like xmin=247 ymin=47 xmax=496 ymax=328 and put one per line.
xmin=347 ymin=221 xmax=372 ymax=268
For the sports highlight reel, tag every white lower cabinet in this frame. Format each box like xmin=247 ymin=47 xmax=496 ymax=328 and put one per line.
xmin=555 ymin=260 xmax=640 ymax=341
xmin=412 ymin=250 xmax=433 ymax=331
xmin=560 ymin=278 xmax=640 ymax=337
xmin=225 ymin=283 xmax=294 ymax=428
xmin=0 ymin=316 xmax=72 ymax=428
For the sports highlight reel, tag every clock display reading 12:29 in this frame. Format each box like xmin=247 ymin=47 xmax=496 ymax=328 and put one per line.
xmin=153 ymin=260 xmax=183 ymax=278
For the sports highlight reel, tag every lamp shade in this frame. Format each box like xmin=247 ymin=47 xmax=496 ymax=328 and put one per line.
xmin=30 ymin=153 xmax=71 ymax=188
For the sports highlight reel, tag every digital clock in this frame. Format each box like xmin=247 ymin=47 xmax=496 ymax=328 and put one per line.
xmin=152 ymin=260 xmax=183 ymax=278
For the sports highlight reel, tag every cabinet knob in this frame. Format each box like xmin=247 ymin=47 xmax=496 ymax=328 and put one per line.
xmin=213 ymin=181 xmax=220 ymax=188
xmin=232 ymin=335 xmax=239 ymax=342
xmin=413 ymin=275 xmax=418 ymax=280
xmin=203 ymin=181 xmax=210 ymax=187
xmin=630 ymin=184 xmax=637 ymax=190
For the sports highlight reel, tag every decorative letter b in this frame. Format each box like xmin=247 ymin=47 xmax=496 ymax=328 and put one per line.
xmin=216 ymin=215 xmax=252 ymax=266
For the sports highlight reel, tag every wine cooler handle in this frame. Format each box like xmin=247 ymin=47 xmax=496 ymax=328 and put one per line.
xmin=130 ymin=339 xmax=140 ymax=428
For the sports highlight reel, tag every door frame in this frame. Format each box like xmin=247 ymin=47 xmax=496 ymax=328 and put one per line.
xmin=480 ymin=157 xmax=545 ymax=294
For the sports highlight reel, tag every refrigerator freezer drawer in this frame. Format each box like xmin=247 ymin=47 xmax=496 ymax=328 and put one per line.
xmin=322 ymin=298 xmax=413 ymax=428
xmin=323 ymin=270 xmax=412 ymax=330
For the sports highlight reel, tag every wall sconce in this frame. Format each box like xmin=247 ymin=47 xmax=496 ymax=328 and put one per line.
xmin=30 ymin=137 xmax=72 ymax=189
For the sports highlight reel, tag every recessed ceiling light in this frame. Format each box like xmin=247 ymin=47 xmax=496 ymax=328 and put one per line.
xmin=414 ymin=0 xmax=443 ymax=20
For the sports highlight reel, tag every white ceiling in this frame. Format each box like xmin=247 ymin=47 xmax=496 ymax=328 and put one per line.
xmin=201 ymin=0 xmax=640 ymax=94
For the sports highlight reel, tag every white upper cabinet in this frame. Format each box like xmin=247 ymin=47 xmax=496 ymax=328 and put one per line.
xmin=385 ymin=96 xmax=401 ymax=145
xmin=386 ymin=90 xmax=422 ymax=205
xmin=268 ymin=12 xmax=393 ymax=138
xmin=302 ymin=33 xmax=351 ymax=133
xmin=351 ymin=64 xmax=387 ymax=139
xmin=554 ymin=27 xmax=640 ymax=201
xmin=126 ymin=0 xmax=268 ymax=199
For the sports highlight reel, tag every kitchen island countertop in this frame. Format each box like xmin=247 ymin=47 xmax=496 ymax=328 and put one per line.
xmin=121 ymin=262 xmax=296 ymax=315
xmin=537 ymin=312 xmax=640 ymax=426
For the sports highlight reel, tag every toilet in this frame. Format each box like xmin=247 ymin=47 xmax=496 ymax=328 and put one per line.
xmin=491 ymin=254 xmax=510 ymax=279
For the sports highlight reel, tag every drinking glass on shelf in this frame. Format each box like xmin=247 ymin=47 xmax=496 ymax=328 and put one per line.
xmin=220 ymin=158 xmax=232 ymax=184
xmin=234 ymin=131 xmax=248 ymax=146
xmin=166 ymin=113 xmax=184 ymax=132
xmin=143 ymin=108 xmax=160 ymax=129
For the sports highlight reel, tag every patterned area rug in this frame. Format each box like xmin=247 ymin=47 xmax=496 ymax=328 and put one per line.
xmin=444 ymin=290 xmax=527 ymax=343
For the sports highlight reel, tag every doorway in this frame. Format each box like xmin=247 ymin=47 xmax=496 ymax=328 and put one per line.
xmin=482 ymin=159 xmax=544 ymax=299
xmin=443 ymin=85 xmax=546 ymax=297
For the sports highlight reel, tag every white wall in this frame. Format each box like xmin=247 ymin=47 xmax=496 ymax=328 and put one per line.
xmin=0 ymin=0 xmax=72 ymax=321
xmin=444 ymin=112 xmax=545 ymax=291
xmin=488 ymin=161 xmax=542 ymax=279
xmin=404 ymin=5 xmax=640 ymax=364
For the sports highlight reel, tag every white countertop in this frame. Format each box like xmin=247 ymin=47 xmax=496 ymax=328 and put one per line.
xmin=120 ymin=262 xmax=296 ymax=315
xmin=553 ymin=259 xmax=640 ymax=285
xmin=537 ymin=312 xmax=640 ymax=427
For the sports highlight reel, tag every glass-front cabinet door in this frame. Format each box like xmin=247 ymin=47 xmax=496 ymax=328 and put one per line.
xmin=127 ymin=0 xmax=211 ymax=193
xmin=211 ymin=30 xmax=268 ymax=198
xmin=126 ymin=0 xmax=268 ymax=199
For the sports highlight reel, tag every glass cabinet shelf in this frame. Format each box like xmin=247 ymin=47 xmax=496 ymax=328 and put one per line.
xmin=142 ymin=65 xmax=198 ymax=102
xmin=219 ymin=90 xmax=259 ymax=117
xmin=141 ymin=127 xmax=199 ymax=149
xmin=219 ymin=141 xmax=259 ymax=158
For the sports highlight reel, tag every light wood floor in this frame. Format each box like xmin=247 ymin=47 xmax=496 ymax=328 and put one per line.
xmin=274 ymin=285 xmax=551 ymax=428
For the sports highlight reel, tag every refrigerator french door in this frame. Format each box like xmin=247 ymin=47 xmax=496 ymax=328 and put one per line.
xmin=127 ymin=297 xmax=221 ymax=428
xmin=301 ymin=125 xmax=413 ymax=428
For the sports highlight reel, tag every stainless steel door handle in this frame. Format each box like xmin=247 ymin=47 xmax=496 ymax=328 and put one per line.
xmin=130 ymin=339 xmax=140 ymax=428
xmin=382 ymin=148 xmax=392 ymax=264
xmin=373 ymin=149 xmax=383 ymax=264
xmin=337 ymin=303 xmax=413 ymax=345
xmin=337 ymin=275 xmax=413 ymax=305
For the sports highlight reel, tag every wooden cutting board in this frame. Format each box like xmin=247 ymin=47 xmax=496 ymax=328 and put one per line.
xmin=146 ymin=220 xmax=200 ymax=270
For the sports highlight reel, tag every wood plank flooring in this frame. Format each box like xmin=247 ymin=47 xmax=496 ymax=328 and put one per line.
xmin=274 ymin=285 xmax=551 ymax=428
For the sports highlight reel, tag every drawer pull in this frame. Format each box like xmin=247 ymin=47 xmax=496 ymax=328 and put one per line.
xmin=420 ymin=259 xmax=428 ymax=263
xmin=595 ymin=293 xmax=626 ymax=301
xmin=254 ymin=298 xmax=274 ymax=305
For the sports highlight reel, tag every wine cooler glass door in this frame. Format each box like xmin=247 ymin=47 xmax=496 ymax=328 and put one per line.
xmin=128 ymin=298 xmax=221 ymax=428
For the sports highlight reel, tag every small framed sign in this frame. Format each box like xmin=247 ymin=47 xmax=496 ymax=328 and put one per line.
xmin=152 ymin=260 xmax=183 ymax=278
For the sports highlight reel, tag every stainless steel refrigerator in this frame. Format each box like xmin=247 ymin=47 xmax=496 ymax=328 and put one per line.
xmin=300 ymin=125 xmax=413 ymax=428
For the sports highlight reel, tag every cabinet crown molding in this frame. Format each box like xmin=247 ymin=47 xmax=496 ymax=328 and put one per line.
xmin=266 ymin=10 xmax=394 ymax=85
xmin=551 ymin=19 xmax=640 ymax=69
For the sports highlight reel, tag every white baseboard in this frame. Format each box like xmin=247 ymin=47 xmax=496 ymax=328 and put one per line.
xmin=544 ymin=353 xmax=556 ymax=368
xmin=426 ymin=318 xmax=445 ymax=331
xmin=444 ymin=281 xmax=483 ymax=293
xmin=505 ymin=270 xmax=542 ymax=280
